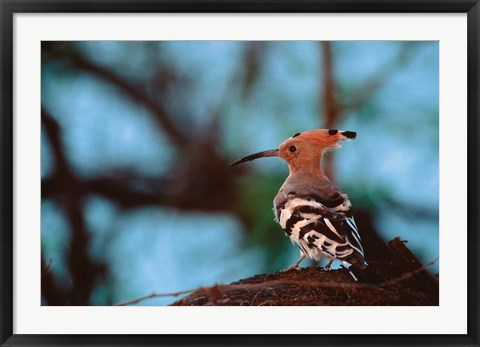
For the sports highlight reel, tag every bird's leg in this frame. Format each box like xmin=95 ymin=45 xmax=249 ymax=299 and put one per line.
xmin=324 ymin=259 xmax=334 ymax=270
xmin=282 ymin=252 xmax=306 ymax=272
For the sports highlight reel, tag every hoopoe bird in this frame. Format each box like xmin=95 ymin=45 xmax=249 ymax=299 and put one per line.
xmin=231 ymin=129 xmax=378 ymax=283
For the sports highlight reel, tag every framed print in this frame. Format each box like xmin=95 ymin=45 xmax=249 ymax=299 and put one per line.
xmin=1 ymin=1 xmax=479 ymax=346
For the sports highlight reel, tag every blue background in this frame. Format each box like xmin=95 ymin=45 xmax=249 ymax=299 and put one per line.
xmin=41 ymin=41 xmax=438 ymax=305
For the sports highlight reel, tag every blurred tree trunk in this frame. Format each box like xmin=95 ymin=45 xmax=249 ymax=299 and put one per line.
xmin=320 ymin=42 xmax=340 ymax=181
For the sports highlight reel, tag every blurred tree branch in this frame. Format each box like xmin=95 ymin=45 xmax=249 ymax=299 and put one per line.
xmin=242 ymin=42 xmax=266 ymax=100
xmin=42 ymin=174 xmax=164 ymax=209
xmin=42 ymin=43 xmax=188 ymax=148
xmin=41 ymin=258 xmax=67 ymax=305
xmin=341 ymin=42 xmax=419 ymax=112
xmin=42 ymin=43 xmax=244 ymax=213
xmin=42 ymin=107 xmax=106 ymax=305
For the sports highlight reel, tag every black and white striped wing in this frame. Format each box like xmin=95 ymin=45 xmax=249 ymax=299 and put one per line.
xmin=276 ymin=195 xmax=365 ymax=264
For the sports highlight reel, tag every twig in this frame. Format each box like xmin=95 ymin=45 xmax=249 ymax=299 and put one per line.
xmin=250 ymin=291 xmax=262 ymax=306
xmin=114 ymin=289 xmax=195 ymax=306
xmin=114 ymin=277 xmax=382 ymax=306
xmin=380 ymin=257 xmax=438 ymax=287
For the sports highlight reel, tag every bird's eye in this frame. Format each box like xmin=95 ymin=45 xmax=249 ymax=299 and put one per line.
xmin=289 ymin=145 xmax=296 ymax=153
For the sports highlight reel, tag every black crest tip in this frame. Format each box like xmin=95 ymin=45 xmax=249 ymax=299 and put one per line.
xmin=341 ymin=131 xmax=357 ymax=139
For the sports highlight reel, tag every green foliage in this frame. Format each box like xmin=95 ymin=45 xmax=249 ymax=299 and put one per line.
xmin=235 ymin=173 xmax=295 ymax=271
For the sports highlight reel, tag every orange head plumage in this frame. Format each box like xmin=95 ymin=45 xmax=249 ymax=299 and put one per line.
xmin=230 ymin=129 xmax=356 ymax=172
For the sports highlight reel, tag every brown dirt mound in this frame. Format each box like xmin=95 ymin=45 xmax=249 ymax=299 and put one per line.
xmin=171 ymin=238 xmax=438 ymax=306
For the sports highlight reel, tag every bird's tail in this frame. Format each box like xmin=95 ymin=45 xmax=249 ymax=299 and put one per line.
xmin=342 ymin=257 xmax=382 ymax=284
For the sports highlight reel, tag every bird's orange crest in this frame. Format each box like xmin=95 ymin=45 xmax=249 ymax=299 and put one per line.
xmin=286 ymin=129 xmax=356 ymax=150
xmin=230 ymin=129 xmax=356 ymax=168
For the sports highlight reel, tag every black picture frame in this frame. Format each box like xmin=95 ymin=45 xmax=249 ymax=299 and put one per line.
xmin=1 ymin=1 xmax=478 ymax=346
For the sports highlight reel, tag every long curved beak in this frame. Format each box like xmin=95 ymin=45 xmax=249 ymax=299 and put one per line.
xmin=230 ymin=149 xmax=279 ymax=167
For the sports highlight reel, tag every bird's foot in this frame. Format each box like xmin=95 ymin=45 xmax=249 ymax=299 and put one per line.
xmin=280 ymin=265 xmax=303 ymax=272
xmin=280 ymin=253 xmax=307 ymax=272
xmin=323 ymin=259 xmax=334 ymax=270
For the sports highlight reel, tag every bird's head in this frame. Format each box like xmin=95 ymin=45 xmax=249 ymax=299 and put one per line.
xmin=230 ymin=129 xmax=356 ymax=171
